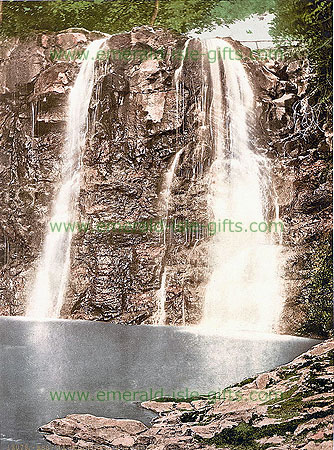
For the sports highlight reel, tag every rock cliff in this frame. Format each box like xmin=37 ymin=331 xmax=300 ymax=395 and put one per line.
xmin=0 ymin=27 xmax=332 ymax=336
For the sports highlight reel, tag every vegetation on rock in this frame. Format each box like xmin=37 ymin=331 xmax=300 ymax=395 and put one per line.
xmin=298 ymin=234 xmax=333 ymax=337
xmin=271 ymin=0 xmax=332 ymax=121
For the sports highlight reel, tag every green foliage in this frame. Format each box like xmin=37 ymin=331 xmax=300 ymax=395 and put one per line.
xmin=0 ymin=0 xmax=209 ymax=36
xmin=212 ymin=0 xmax=275 ymax=24
xmin=298 ymin=233 xmax=333 ymax=338
xmin=198 ymin=421 xmax=260 ymax=449
xmin=153 ymin=0 xmax=223 ymax=33
xmin=267 ymin=387 xmax=303 ymax=420
xmin=270 ymin=0 xmax=333 ymax=120
xmin=0 ymin=1 xmax=151 ymax=36
xmin=0 ymin=0 xmax=275 ymax=37
xmin=199 ymin=412 xmax=329 ymax=448
xmin=235 ymin=376 xmax=256 ymax=387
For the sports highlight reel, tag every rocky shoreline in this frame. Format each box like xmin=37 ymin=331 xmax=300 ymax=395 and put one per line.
xmin=40 ymin=339 xmax=333 ymax=450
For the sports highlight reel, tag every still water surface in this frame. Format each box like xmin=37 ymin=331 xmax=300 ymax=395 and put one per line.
xmin=0 ymin=317 xmax=321 ymax=446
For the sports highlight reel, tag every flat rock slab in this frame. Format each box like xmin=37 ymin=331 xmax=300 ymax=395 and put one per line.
xmin=40 ymin=414 xmax=147 ymax=448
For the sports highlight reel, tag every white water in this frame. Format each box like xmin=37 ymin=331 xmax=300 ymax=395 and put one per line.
xmin=160 ymin=149 xmax=184 ymax=245
xmin=153 ymin=270 xmax=167 ymax=325
xmin=152 ymin=146 xmax=183 ymax=325
xmin=26 ymin=39 xmax=107 ymax=319
xmin=153 ymin=42 xmax=192 ymax=325
xmin=201 ymin=39 xmax=283 ymax=333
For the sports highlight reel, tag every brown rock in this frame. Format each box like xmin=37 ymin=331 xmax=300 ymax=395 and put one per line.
xmin=41 ymin=414 xmax=147 ymax=448
xmin=272 ymin=93 xmax=296 ymax=108
xmin=190 ymin=424 xmax=221 ymax=439
xmin=301 ymin=441 xmax=333 ymax=450
xmin=257 ymin=436 xmax=285 ymax=445
xmin=287 ymin=60 xmax=301 ymax=74
xmin=256 ymin=373 xmax=270 ymax=389
xmin=33 ymin=63 xmax=71 ymax=96
xmin=175 ymin=402 xmax=194 ymax=410
xmin=41 ymin=35 xmax=49 ymax=48
xmin=141 ymin=400 xmax=175 ymax=413
xmin=56 ymin=32 xmax=87 ymax=49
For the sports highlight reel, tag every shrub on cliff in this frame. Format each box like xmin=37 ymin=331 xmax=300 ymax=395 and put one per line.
xmin=271 ymin=0 xmax=333 ymax=122
xmin=298 ymin=233 xmax=333 ymax=338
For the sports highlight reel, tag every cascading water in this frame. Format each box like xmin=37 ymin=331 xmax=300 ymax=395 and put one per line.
xmin=26 ymin=38 xmax=107 ymax=319
xmin=201 ymin=39 xmax=283 ymax=333
xmin=153 ymin=270 xmax=167 ymax=326
xmin=153 ymin=148 xmax=184 ymax=325
xmin=153 ymin=41 xmax=191 ymax=325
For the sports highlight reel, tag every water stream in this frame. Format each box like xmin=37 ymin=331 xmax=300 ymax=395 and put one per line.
xmin=26 ymin=39 xmax=108 ymax=319
xmin=201 ymin=39 xmax=283 ymax=332
xmin=153 ymin=42 xmax=191 ymax=325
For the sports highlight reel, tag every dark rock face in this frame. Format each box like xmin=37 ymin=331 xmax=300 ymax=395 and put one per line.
xmin=0 ymin=27 xmax=209 ymax=323
xmin=0 ymin=30 xmax=96 ymax=316
xmin=66 ymin=29 xmax=209 ymax=324
xmin=39 ymin=340 xmax=334 ymax=449
xmin=0 ymin=27 xmax=332 ymax=335
xmin=253 ymin=56 xmax=333 ymax=338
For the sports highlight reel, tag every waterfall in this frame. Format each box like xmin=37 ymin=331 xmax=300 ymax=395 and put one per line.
xmin=152 ymin=149 xmax=183 ymax=325
xmin=153 ymin=41 xmax=191 ymax=325
xmin=153 ymin=270 xmax=167 ymax=325
xmin=153 ymin=146 xmax=184 ymax=326
xmin=201 ymin=39 xmax=283 ymax=333
xmin=160 ymin=149 xmax=184 ymax=245
xmin=26 ymin=38 xmax=107 ymax=319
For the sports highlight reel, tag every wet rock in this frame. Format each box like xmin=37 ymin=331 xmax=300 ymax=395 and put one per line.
xmin=0 ymin=27 xmax=331 ymax=334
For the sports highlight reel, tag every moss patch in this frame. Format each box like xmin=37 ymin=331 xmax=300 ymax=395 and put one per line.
xmin=196 ymin=419 xmax=303 ymax=449
xmin=197 ymin=408 xmax=330 ymax=449
xmin=154 ymin=394 xmax=207 ymax=403
xmin=298 ymin=233 xmax=333 ymax=338
xmin=235 ymin=376 xmax=256 ymax=387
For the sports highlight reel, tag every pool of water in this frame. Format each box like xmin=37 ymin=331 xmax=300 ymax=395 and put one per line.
xmin=0 ymin=317 xmax=321 ymax=446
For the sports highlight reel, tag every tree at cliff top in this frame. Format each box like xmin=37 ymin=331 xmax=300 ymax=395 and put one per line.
xmin=0 ymin=0 xmax=275 ymax=36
